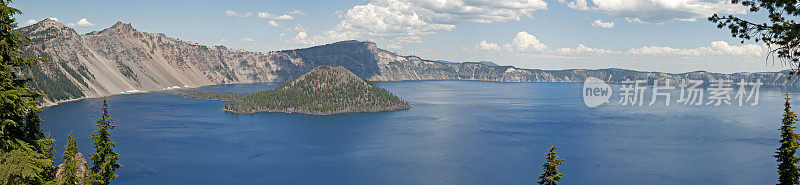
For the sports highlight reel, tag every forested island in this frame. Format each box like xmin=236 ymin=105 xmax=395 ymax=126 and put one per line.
xmin=179 ymin=66 xmax=411 ymax=115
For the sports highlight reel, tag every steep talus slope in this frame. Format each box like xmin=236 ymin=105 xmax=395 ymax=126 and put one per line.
xmin=16 ymin=19 xmax=800 ymax=106
xmin=18 ymin=19 xmax=314 ymax=105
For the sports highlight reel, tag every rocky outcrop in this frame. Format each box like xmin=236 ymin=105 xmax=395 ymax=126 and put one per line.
xmin=55 ymin=152 xmax=88 ymax=181
xmin=16 ymin=19 xmax=800 ymax=106
xmin=180 ymin=66 xmax=411 ymax=115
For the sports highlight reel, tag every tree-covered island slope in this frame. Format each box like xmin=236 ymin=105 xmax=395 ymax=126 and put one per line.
xmin=180 ymin=66 xmax=411 ymax=115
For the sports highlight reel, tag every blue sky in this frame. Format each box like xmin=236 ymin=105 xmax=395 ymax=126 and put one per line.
xmin=14 ymin=0 xmax=783 ymax=73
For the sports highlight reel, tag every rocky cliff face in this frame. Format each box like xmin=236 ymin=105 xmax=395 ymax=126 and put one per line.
xmin=55 ymin=152 xmax=88 ymax=180
xmin=16 ymin=19 xmax=800 ymax=106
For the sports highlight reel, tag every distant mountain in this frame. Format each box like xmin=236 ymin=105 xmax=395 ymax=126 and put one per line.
xmin=180 ymin=66 xmax=410 ymax=115
xmin=15 ymin=19 xmax=800 ymax=106
xmin=476 ymin=61 xmax=499 ymax=66
xmin=435 ymin=60 xmax=455 ymax=63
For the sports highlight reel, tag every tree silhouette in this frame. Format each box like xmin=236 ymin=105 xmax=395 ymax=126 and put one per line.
xmin=538 ymin=144 xmax=565 ymax=185
xmin=709 ymin=1 xmax=800 ymax=70
xmin=0 ymin=0 xmax=54 ymax=184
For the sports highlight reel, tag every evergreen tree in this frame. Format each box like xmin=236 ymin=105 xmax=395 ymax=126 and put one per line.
xmin=0 ymin=0 xmax=54 ymax=184
xmin=57 ymin=132 xmax=79 ymax=185
xmin=776 ymin=91 xmax=800 ymax=185
xmin=709 ymin=1 xmax=800 ymax=70
xmin=87 ymin=98 xmax=122 ymax=185
xmin=538 ymin=144 xmax=564 ymax=185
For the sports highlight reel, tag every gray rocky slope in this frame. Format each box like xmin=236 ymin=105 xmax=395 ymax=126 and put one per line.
xmin=16 ymin=19 xmax=800 ymax=106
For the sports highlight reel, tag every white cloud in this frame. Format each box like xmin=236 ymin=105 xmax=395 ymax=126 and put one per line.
xmin=558 ymin=0 xmax=747 ymax=24
xmin=293 ymin=25 xmax=305 ymax=32
xmin=387 ymin=43 xmax=403 ymax=49
xmin=24 ymin=19 xmax=36 ymax=25
xmin=590 ymin=19 xmax=614 ymax=28
xmin=76 ymin=18 xmax=95 ymax=27
xmin=216 ymin=39 xmax=228 ymax=45
xmin=257 ymin=11 xmax=294 ymax=20
xmin=555 ymin=41 xmax=763 ymax=56
xmin=506 ymin=31 xmax=547 ymax=52
xmin=295 ymin=31 xmax=311 ymax=44
xmin=475 ymin=31 xmax=547 ymax=52
xmin=268 ymin=20 xmax=279 ymax=27
xmin=315 ymin=0 xmax=548 ymax=44
xmin=47 ymin=17 xmax=59 ymax=22
xmin=708 ymin=41 xmax=763 ymax=56
xmin=287 ymin=9 xmax=307 ymax=16
xmin=225 ymin=10 xmax=253 ymax=17
xmin=557 ymin=44 xmax=619 ymax=55
xmin=241 ymin=37 xmax=254 ymax=42
xmin=628 ymin=41 xmax=764 ymax=56
xmin=476 ymin=40 xmax=502 ymax=50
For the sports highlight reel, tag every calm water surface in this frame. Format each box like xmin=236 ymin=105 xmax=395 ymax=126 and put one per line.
xmin=41 ymin=81 xmax=793 ymax=184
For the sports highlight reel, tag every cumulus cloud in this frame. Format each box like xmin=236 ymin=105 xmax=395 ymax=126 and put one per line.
xmin=286 ymin=9 xmax=307 ymax=16
xmin=558 ymin=0 xmax=747 ymax=24
xmin=475 ymin=31 xmax=547 ymax=52
xmin=24 ymin=19 xmax=36 ymax=25
xmin=257 ymin=11 xmax=294 ymax=20
xmin=476 ymin=40 xmax=502 ymax=50
xmin=241 ymin=37 xmax=254 ymax=42
xmin=627 ymin=41 xmax=763 ymax=56
xmin=506 ymin=31 xmax=547 ymax=51
xmin=386 ymin=43 xmax=403 ymax=49
xmin=590 ymin=19 xmax=614 ymax=28
xmin=216 ymin=39 xmax=228 ymax=46
xmin=314 ymin=0 xmax=548 ymax=45
xmin=225 ymin=10 xmax=253 ymax=17
xmin=295 ymin=31 xmax=311 ymax=45
xmin=293 ymin=25 xmax=305 ymax=32
xmin=268 ymin=20 xmax=279 ymax=27
xmin=557 ymin=44 xmax=619 ymax=55
xmin=75 ymin=18 xmax=95 ymax=27
xmin=556 ymin=41 xmax=764 ymax=56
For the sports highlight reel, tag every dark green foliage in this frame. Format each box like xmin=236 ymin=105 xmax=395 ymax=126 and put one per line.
xmin=776 ymin=91 xmax=800 ymax=185
xmin=0 ymin=0 xmax=56 ymax=184
xmin=23 ymin=27 xmax=59 ymax=44
xmin=59 ymin=62 xmax=88 ymax=88
xmin=57 ymin=132 xmax=79 ymax=185
xmin=181 ymin=66 xmax=410 ymax=114
xmin=87 ymin=98 xmax=122 ymax=185
xmin=116 ymin=61 xmax=137 ymax=83
xmin=538 ymin=144 xmax=564 ymax=185
xmin=21 ymin=63 xmax=84 ymax=101
xmin=709 ymin=0 xmax=800 ymax=70
xmin=227 ymin=71 xmax=409 ymax=113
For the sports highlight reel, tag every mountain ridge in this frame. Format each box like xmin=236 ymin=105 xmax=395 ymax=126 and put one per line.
xmin=16 ymin=19 xmax=800 ymax=106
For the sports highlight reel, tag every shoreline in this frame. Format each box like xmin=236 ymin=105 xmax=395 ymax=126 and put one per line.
xmin=37 ymin=78 xmax=796 ymax=108
xmin=221 ymin=106 xmax=412 ymax=115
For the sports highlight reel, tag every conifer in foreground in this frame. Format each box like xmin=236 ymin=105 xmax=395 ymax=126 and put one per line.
xmin=776 ymin=91 xmax=800 ymax=185
xmin=538 ymin=144 xmax=565 ymax=185
xmin=57 ymin=132 xmax=80 ymax=185
xmin=0 ymin=0 xmax=54 ymax=184
xmin=87 ymin=98 xmax=122 ymax=185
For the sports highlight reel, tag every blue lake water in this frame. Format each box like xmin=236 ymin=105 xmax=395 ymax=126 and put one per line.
xmin=40 ymin=81 xmax=793 ymax=184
